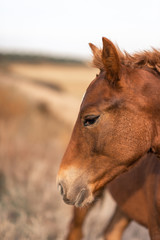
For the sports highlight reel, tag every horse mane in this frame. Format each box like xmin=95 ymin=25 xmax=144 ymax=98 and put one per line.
xmin=92 ymin=47 xmax=160 ymax=74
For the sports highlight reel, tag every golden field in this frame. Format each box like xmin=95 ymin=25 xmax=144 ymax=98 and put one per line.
xmin=0 ymin=60 xmax=149 ymax=240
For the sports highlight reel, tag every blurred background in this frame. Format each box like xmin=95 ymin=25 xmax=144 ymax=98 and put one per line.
xmin=0 ymin=0 xmax=159 ymax=239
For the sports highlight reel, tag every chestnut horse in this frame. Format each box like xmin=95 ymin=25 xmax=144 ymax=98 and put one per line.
xmin=66 ymin=153 xmax=160 ymax=240
xmin=57 ymin=38 xmax=160 ymax=237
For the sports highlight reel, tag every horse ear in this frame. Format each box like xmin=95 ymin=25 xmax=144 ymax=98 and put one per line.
xmin=89 ymin=43 xmax=99 ymax=54
xmin=89 ymin=43 xmax=104 ymax=70
xmin=102 ymin=37 xmax=120 ymax=84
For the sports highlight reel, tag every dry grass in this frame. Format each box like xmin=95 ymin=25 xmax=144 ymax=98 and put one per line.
xmin=6 ymin=63 xmax=98 ymax=98
xmin=0 ymin=80 xmax=71 ymax=240
xmin=0 ymin=62 xmax=149 ymax=240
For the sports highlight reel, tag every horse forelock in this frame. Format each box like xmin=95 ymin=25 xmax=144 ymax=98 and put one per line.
xmin=92 ymin=46 xmax=160 ymax=75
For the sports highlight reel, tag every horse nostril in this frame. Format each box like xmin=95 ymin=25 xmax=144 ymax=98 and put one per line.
xmin=58 ymin=182 xmax=65 ymax=196
xmin=75 ymin=188 xmax=89 ymax=207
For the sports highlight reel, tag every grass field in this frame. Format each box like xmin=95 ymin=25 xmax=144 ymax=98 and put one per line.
xmin=0 ymin=60 xmax=149 ymax=240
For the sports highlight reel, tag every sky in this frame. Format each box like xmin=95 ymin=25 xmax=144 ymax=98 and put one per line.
xmin=0 ymin=0 xmax=160 ymax=59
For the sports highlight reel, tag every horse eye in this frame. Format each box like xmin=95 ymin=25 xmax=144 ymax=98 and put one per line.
xmin=83 ymin=115 xmax=100 ymax=127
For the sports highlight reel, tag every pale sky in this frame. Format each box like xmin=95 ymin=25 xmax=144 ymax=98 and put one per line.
xmin=0 ymin=0 xmax=160 ymax=59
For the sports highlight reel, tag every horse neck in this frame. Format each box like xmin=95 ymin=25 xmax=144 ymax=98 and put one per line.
xmin=145 ymin=71 xmax=160 ymax=156
xmin=148 ymin=73 xmax=160 ymax=118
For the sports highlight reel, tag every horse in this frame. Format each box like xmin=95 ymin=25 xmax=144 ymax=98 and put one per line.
xmin=66 ymin=153 xmax=160 ymax=240
xmin=57 ymin=38 xmax=160 ymax=238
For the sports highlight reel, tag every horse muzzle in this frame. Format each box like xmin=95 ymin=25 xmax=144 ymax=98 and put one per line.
xmin=57 ymin=168 xmax=94 ymax=207
xmin=58 ymin=181 xmax=90 ymax=207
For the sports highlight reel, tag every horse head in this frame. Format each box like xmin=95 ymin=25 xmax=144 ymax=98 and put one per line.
xmin=57 ymin=37 xmax=160 ymax=207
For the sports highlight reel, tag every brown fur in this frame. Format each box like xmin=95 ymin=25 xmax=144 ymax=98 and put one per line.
xmin=57 ymin=38 xmax=160 ymax=240
xmin=91 ymin=42 xmax=160 ymax=75
xmin=66 ymin=154 xmax=160 ymax=240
